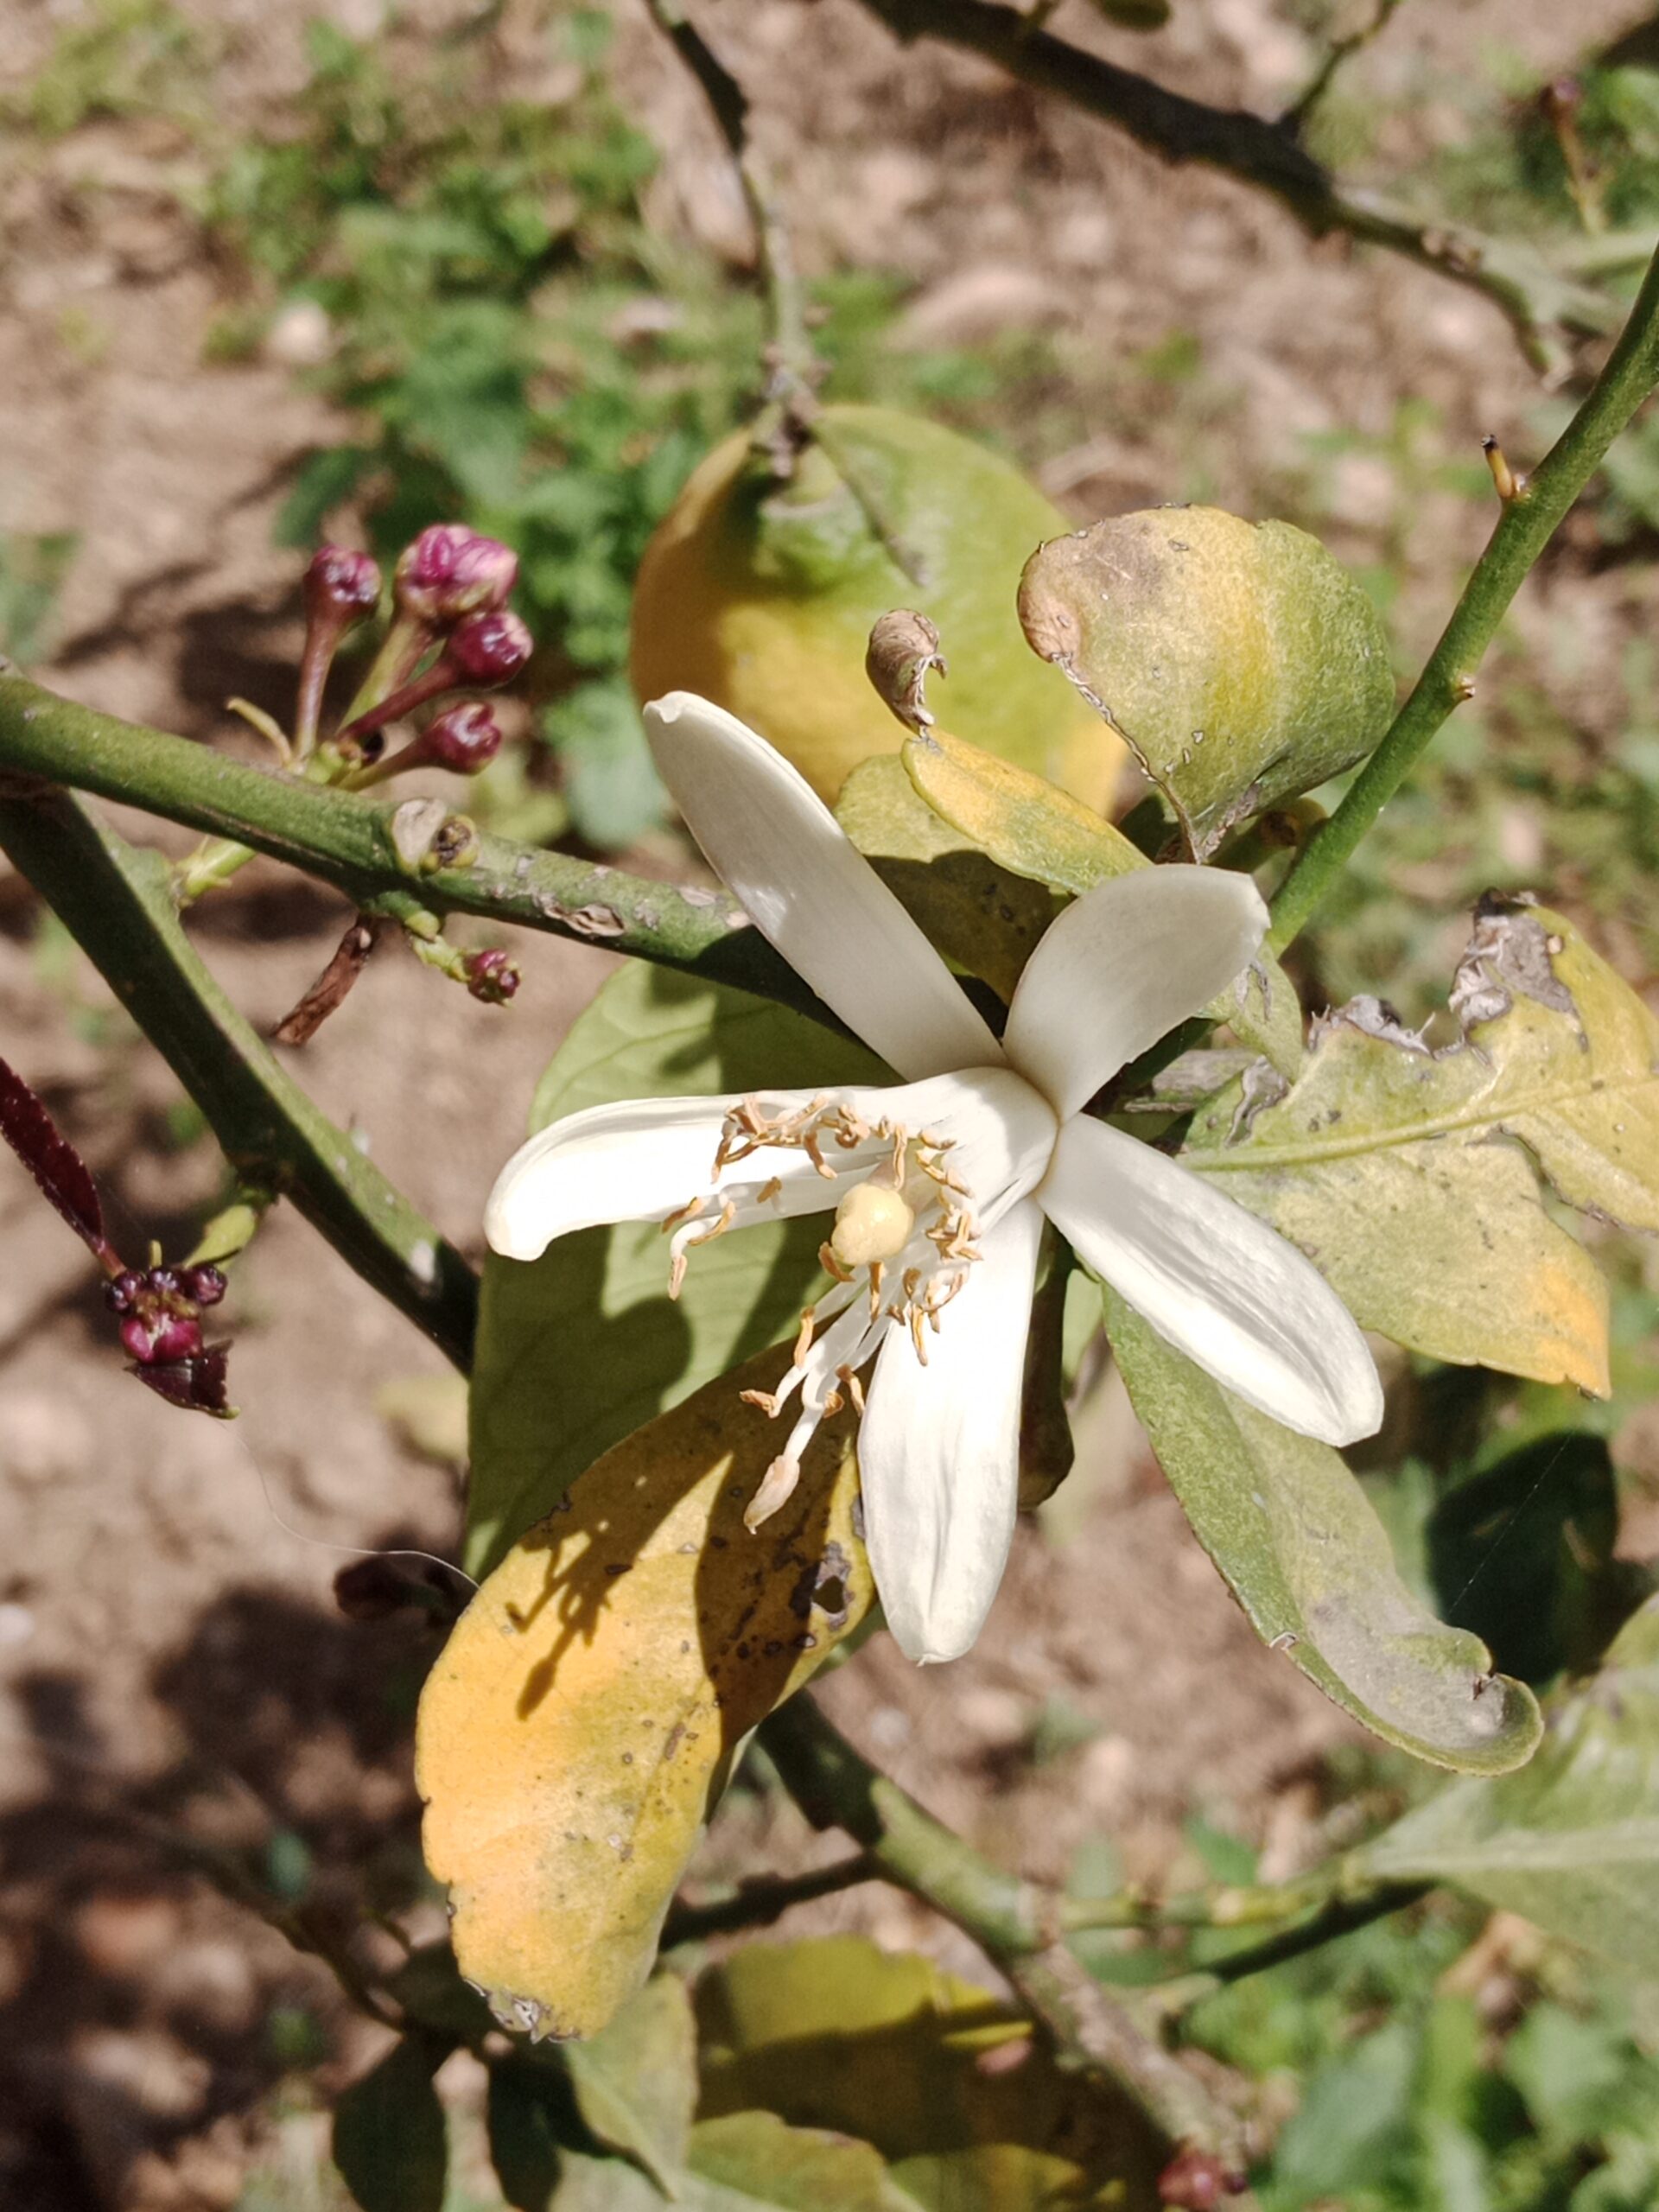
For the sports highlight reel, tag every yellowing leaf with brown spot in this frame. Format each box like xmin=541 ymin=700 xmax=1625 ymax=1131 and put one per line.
xmin=416 ymin=1345 xmax=871 ymax=2043
xmin=1182 ymin=899 xmax=1652 ymax=1395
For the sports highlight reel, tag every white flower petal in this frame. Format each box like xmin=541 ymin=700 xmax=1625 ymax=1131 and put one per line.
xmin=859 ymin=1199 xmax=1043 ymax=1663
xmin=645 ymin=692 xmax=1004 ymax=1082
xmin=485 ymin=1092 xmax=839 ymax=1262
xmin=1003 ymin=866 xmax=1268 ymax=1118
xmin=1040 ymin=1115 xmax=1382 ymax=1445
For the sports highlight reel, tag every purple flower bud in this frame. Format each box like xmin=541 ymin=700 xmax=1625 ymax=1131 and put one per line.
xmin=146 ymin=1265 xmax=182 ymax=1298
xmin=121 ymin=1310 xmax=205 ymax=1365
xmin=305 ymin=545 xmax=382 ymax=621
xmin=464 ymin=948 xmax=521 ymax=1006
xmin=423 ymin=702 xmax=503 ymax=775
xmin=395 ymin=526 xmax=518 ymax=625
xmin=448 ymin=609 xmax=532 ymax=687
xmin=185 ymin=1264 xmax=228 ymax=1308
xmin=105 ymin=1268 xmax=145 ymax=1314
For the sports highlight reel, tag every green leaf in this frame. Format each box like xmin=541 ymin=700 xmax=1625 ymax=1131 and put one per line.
xmin=1185 ymin=899 xmax=1655 ymax=1395
xmin=1104 ymin=1290 xmax=1543 ymax=1772
xmin=1018 ymin=505 xmax=1395 ymax=859
xmin=901 ymin=722 xmax=1303 ymax=1076
xmin=565 ymin=1977 xmax=697 ymax=2191
xmin=383 ymin=1942 xmax=496 ymax=2044
xmin=696 ymin=1936 xmax=1165 ymax=2209
xmin=683 ymin=2112 xmax=923 ymax=2210
xmin=1427 ymin=1433 xmax=1649 ymax=1685
xmin=1362 ymin=1596 xmax=1659 ymax=1973
xmin=487 ymin=2063 xmax=564 ymax=2212
xmin=465 ymin=964 xmax=886 ymax=1573
xmin=331 ymin=2034 xmax=448 ymax=2212
xmin=375 ymin=1372 xmax=469 ymax=1465
xmin=835 ymin=754 xmax=1055 ymax=1002
xmin=1265 ymin=2019 xmax=1416 ymax=2201
xmin=550 ymin=2152 xmax=664 ymax=2209
xmin=548 ymin=2120 xmax=921 ymax=2212
xmin=543 ymin=678 xmax=668 ymax=852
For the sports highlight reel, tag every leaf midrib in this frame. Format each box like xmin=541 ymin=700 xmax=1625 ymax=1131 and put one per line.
xmin=1186 ymin=1068 xmax=1656 ymax=1175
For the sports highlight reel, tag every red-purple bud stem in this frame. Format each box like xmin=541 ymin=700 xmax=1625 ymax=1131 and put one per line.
xmin=334 ymin=613 xmax=531 ymax=751
xmin=297 ymin=546 xmax=382 ymax=756
xmin=350 ymin=702 xmax=504 ymax=788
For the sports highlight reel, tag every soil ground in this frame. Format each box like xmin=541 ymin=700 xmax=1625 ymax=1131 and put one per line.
xmin=2 ymin=1 xmax=1656 ymax=2205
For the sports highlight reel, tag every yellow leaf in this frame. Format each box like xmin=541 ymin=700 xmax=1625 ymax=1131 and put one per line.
xmin=698 ymin=1936 xmax=1165 ymax=2209
xmin=835 ymin=754 xmax=1057 ymax=1001
xmin=416 ymin=1346 xmax=872 ymax=2042
xmin=1185 ymin=899 xmax=1653 ymax=1395
xmin=628 ymin=404 xmax=1124 ymax=810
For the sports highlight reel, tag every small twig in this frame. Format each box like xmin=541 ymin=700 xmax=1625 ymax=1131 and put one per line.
xmin=1143 ymin=1880 xmax=1433 ymax=2018
xmin=761 ymin=1696 xmax=1254 ymax=2171
xmin=643 ymin=0 xmax=820 ymax=405
xmin=661 ymin=1853 xmax=880 ymax=1947
xmin=270 ymin=914 xmax=383 ymax=1046
xmin=1269 ymin=234 xmax=1659 ymax=951
xmin=852 ymin=0 xmax=1618 ymax=374
xmin=0 ymin=785 xmax=479 ymax=1370
xmin=1285 ymin=0 xmax=1404 ymax=130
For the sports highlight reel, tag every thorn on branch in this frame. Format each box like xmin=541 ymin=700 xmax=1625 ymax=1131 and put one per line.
xmin=1481 ymin=435 xmax=1524 ymax=502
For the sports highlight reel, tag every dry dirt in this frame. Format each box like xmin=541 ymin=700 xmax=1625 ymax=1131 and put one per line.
xmin=2 ymin=0 xmax=1656 ymax=2205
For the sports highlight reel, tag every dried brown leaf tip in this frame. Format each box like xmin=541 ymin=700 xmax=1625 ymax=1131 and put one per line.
xmin=866 ymin=609 xmax=946 ymax=732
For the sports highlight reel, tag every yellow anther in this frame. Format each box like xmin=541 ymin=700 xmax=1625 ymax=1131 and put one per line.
xmin=830 ymin=1181 xmax=916 ymax=1270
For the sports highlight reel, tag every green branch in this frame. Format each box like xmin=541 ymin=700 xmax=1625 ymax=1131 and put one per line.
xmin=1269 ymin=237 xmax=1659 ymax=950
xmin=0 ymin=670 xmax=835 ymax=1029
xmin=853 ymin=0 xmax=1618 ymax=373
xmin=643 ymin=0 xmax=818 ymax=400
xmin=761 ymin=1695 xmax=1254 ymax=2173
xmin=0 ymin=785 xmax=479 ymax=1370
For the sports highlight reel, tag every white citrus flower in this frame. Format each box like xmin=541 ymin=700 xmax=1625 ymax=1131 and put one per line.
xmin=487 ymin=695 xmax=1382 ymax=1662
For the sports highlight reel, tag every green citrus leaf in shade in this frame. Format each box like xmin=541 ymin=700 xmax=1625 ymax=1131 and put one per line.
xmin=679 ymin=2112 xmax=924 ymax=2211
xmin=1362 ymin=1596 xmax=1659 ymax=1974
xmin=550 ymin=2113 xmax=923 ymax=2211
xmin=419 ymin=1347 xmax=874 ymax=2044
xmin=695 ymin=1936 xmax=1166 ymax=2211
xmin=1426 ymin=1433 xmax=1650 ymax=1688
xmin=1103 ymin=1291 xmax=1543 ymax=1774
xmin=331 ymin=2034 xmax=449 ymax=2212
xmin=629 ymin=403 xmax=1126 ymax=810
xmin=1017 ymin=506 xmax=1395 ymax=859
xmin=565 ymin=1977 xmax=696 ymax=2190
xmin=486 ymin=2063 xmax=563 ymax=2212
xmin=375 ymin=1372 xmax=469 ymax=1466
xmin=834 ymin=755 xmax=1057 ymax=1002
xmin=1181 ymin=895 xmax=1659 ymax=1397
xmin=901 ymin=721 xmax=1303 ymax=1077
xmin=465 ymin=963 xmax=886 ymax=1574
